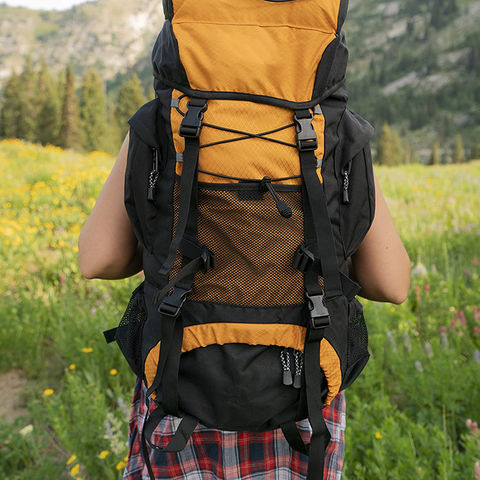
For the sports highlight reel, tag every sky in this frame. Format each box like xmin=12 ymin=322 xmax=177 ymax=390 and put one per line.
xmin=2 ymin=0 xmax=89 ymax=10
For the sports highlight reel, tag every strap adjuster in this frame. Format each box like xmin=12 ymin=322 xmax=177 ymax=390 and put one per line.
xmin=179 ymin=99 xmax=207 ymax=138
xmin=158 ymin=286 xmax=192 ymax=317
xmin=200 ymin=246 xmax=216 ymax=274
xmin=306 ymin=292 xmax=330 ymax=329
xmin=294 ymin=111 xmax=318 ymax=152
xmin=293 ymin=244 xmax=315 ymax=272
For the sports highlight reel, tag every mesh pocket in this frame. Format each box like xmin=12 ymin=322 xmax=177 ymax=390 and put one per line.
xmin=169 ymin=178 xmax=323 ymax=307
xmin=115 ymin=282 xmax=146 ymax=377
xmin=343 ymin=297 xmax=369 ymax=389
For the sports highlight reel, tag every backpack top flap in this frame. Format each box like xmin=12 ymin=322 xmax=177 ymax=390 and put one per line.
xmin=153 ymin=0 xmax=349 ymax=106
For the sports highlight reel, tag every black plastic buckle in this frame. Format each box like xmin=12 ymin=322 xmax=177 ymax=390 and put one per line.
xmin=179 ymin=99 xmax=208 ymax=138
xmin=306 ymin=292 xmax=330 ymax=329
xmin=293 ymin=244 xmax=315 ymax=272
xmin=158 ymin=286 xmax=192 ymax=317
xmin=200 ymin=246 xmax=216 ymax=274
xmin=294 ymin=112 xmax=318 ymax=151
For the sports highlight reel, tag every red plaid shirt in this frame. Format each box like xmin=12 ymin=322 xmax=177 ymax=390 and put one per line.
xmin=123 ymin=377 xmax=345 ymax=480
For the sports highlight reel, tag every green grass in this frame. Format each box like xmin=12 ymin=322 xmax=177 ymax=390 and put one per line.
xmin=0 ymin=138 xmax=479 ymax=479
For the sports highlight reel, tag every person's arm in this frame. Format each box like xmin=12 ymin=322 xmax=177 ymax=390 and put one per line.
xmin=348 ymin=170 xmax=411 ymax=304
xmin=78 ymin=132 xmax=143 ymax=280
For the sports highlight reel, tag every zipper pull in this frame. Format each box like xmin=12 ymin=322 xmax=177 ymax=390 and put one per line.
xmin=342 ymin=161 xmax=352 ymax=205
xmin=280 ymin=348 xmax=293 ymax=386
xmin=293 ymin=350 xmax=303 ymax=389
xmin=260 ymin=177 xmax=292 ymax=218
xmin=147 ymin=148 xmax=160 ymax=201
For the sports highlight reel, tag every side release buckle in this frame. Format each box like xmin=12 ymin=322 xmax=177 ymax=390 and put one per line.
xmin=294 ymin=111 xmax=318 ymax=151
xmin=158 ymin=286 xmax=192 ymax=317
xmin=179 ymin=99 xmax=208 ymax=138
xmin=306 ymin=292 xmax=330 ymax=329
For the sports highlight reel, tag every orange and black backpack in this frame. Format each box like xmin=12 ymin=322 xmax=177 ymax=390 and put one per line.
xmin=104 ymin=0 xmax=375 ymax=478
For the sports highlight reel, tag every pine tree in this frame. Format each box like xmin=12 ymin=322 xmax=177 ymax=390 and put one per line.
xmin=430 ymin=140 xmax=441 ymax=165
xmin=115 ymin=73 xmax=147 ymax=138
xmin=453 ymin=134 xmax=466 ymax=163
xmin=472 ymin=141 xmax=480 ymax=160
xmin=0 ymin=70 xmax=22 ymax=139
xmin=17 ymin=55 xmax=38 ymax=142
xmin=376 ymin=123 xmax=405 ymax=166
xmin=58 ymin=64 xmax=83 ymax=151
xmin=106 ymin=98 xmax=123 ymax=155
xmin=79 ymin=68 xmax=109 ymax=152
xmin=36 ymin=58 xmax=61 ymax=145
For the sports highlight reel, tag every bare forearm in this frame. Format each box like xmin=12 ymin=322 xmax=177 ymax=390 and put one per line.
xmin=349 ymin=172 xmax=411 ymax=304
xmin=78 ymin=133 xmax=141 ymax=279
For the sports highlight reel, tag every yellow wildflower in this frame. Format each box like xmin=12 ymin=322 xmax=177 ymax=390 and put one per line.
xmin=390 ymin=307 xmax=396 ymax=312
xmin=70 ymin=463 xmax=79 ymax=476
xmin=69 ymin=364 xmax=76 ymax=371
xmin=66 ymin=454 xmax=77 ymax=465
xmin=99 ymin=450 xmax=110 ymax=459
xmin=81 ymin=347 xmax=93 ymax=354
xmin=116 ymin=460 xmax=126 ymax=470
xmin=43 ymin=388 xmax=54 ymax=396
xmin=110 ymin=369 xmax=118 ymax=376
xmin=375 ymin=431 xmax=383 ymax=439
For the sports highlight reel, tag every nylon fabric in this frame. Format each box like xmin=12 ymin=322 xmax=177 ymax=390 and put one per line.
xmin=145 ymin=341 xmax=161 ymax=391
xmin=320 ymin=339 xmax=342 ymax=406
xmin=171 ymin=91 xmax=325 ymax=184
xmin=171 ymin=0 xmax=341 ymax=102
xmin=181 ymin=323 xmax=307 ymax=353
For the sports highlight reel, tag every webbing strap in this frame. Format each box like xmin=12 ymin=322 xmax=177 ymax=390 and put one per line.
xmin=304 ymin=328 xmax=331 ymax=479
xmin=157 ymin=100 xmax=206 ymax=280
xmin=141 ymin=404 xmax=198 ymax=480
xmin=296 ymin=110 xmax=342 ymax=299
xmin=281 ymin=421 xmax=309 ymax=456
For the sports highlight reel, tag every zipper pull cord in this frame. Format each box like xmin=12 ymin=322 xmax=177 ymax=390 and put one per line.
xmin=280 ymin=348 xmax=293 ymax=386
xmin=293 ymin=350 xmax=303 ymax=389
xmin=147 ymin=148 xmax=160 ymax=201
xmin=342 ymin=161 xmax=352 ymax=205
xmin=260 ymin=177 xmax=292 ymax=218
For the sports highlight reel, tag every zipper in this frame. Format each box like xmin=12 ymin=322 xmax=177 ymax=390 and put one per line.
xmin=260 ymin=177 xmax=292 ymax=218
xmin=293 ymin=350 xmax=303 ymax=389
xmin=280 ymin=348 xmax=293 ymax=386
xmin=341 ymin=160 xmax=352 ymax=205
xmin=147 ymin=147 xmax=160 ymax=201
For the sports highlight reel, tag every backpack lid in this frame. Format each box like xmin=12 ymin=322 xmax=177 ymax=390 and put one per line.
xmin=127 ymin=98 xmax=160 ymax=149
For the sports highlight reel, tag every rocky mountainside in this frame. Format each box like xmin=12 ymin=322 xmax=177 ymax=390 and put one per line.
xmin=0 ymin=0 xmax=479 ymax=154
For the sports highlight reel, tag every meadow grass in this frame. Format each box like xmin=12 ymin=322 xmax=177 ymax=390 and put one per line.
xmin=0 ymin=139 xmax=479 ymax=479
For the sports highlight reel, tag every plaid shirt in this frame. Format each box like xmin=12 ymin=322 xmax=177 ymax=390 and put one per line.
xmin=123 ymin=377 xmax=345 ymax=480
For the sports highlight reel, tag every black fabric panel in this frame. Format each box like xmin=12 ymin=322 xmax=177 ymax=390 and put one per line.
xmin=312 ymin=36 xmax=341 ymax=101
xmin=177 ymin=343 xmax=305 ymax=431
xmin=162 ymin=0 xmax=173 ymax=20
xmin=323 ymin=30 xmax=349 ymax=94
xmin=152 ymin=20 xmax=189 ymax=91
xmin=333 ymin=109 xmax=375 ymax=258
xmin=337 ymin=0 xmax=349 ymax=33
xmin=180 ymin=300 xmax=307 ymax=327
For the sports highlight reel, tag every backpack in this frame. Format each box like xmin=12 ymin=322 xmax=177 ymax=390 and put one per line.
xmin=104 ymin=1 xmax=375 ymax=478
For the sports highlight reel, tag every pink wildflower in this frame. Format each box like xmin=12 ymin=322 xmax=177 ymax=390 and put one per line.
xmin=473 ymin=258 xmax=479 ymax=266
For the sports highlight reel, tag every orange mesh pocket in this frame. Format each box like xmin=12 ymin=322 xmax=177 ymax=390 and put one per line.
xmin=169 ymin=178 xmax=324 ymax=307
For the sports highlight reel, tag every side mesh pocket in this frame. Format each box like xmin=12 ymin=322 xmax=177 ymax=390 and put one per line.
xmin=115 ymin=281 xmax=146 ymax=377
xmin=342 ymin=297 xmax=369 ymax=390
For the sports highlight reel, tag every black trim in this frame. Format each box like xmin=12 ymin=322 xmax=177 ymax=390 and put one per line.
xmin=162 ymin=0 xmax=173 ymax=20
xmin=337 ymin=0 xmax=349 ymax=33
xmin=155 ymin=73 xmax=345 ymax=110
xmin=312 ymin=36 xmax=342 ymax=100
xmin=174 ymin=173 xmax=302 ymax=191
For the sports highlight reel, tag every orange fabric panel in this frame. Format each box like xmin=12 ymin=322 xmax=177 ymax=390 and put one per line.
xmin=171 ymin=91 xmax=324 ymax=185
xmin=173 ymin=0 xmax=341 ymax=32
xmin=171 ymin=0 xmax=340 ymax=101
xmin=144 ymin=341 xmax=161 ymax=392
xmin=320 ymin=338 xmax=342 ymax=406
xmin=181 ymin=323 xmax=307 ymax=353
xmin=173 ymin=23 xmax=335 ymax=102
